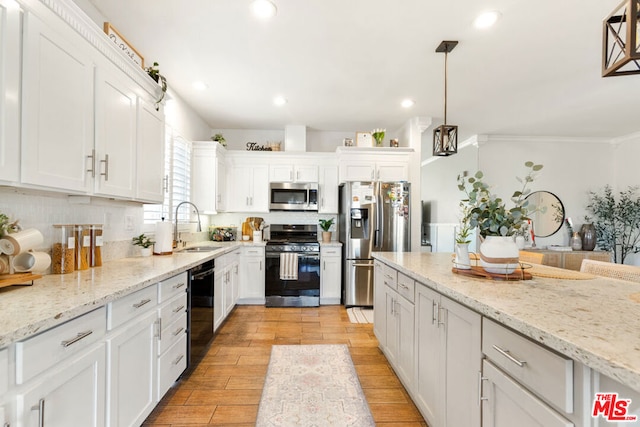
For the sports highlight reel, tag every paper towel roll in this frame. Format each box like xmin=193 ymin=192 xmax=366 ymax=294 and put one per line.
xmin=0 ymin=228 xmax=44 ymax=255
xmin=12 ymin=251 xmax=52 ymax=273
xmin=0 ymin=255 xmax=9 ymax=274
xmin=154 ymin=221 xmax=173 ymax=254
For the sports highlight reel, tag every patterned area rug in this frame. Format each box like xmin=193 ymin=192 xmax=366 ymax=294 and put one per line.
xmin=346 ymin=307 xmax=374 ymax=324
xmin=256 ymin=344 xmax=375 ymax=426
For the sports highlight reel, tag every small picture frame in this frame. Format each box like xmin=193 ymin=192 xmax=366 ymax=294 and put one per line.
xmin=343 ymin=138 xmax=354 ymax=147
xmin=103 ymin=22 xmax=145 ymax=69
xmin=356 ymin=132 xmax=372 ymax=147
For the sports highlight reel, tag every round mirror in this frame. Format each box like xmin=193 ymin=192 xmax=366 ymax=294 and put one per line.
xmin=526 ymin=191 xmax=565 ymax=238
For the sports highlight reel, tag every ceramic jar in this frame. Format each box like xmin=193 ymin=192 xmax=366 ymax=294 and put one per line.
xmin=454 ymin=243 xmax=471 ymax=269
xmin=479 ymin=236 xmax=520 ymax=274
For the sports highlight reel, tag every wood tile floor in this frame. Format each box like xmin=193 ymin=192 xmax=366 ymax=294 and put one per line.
xmin=143 ymin=305 xmax=428 ymax=426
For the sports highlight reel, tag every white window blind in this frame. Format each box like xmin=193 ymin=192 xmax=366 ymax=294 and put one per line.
xmin=143 ymin=127 xmax=192 ymax=226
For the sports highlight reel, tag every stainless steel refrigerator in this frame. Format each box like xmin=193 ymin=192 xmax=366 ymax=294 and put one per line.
xmin=339 ymin=181 xmax=410 ymax=307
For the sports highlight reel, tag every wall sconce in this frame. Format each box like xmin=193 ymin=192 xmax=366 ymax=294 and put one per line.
xmin=603 ymin=0 xmax=640 ymax=76
xmin=433 ymin=40 xmax=459 ymax=156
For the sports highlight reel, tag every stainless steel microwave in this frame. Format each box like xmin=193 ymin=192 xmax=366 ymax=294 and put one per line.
xmin=269 ymin=182 xmax=318 ymax=211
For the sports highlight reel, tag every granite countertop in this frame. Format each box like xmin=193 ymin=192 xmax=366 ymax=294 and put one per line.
xmin=372 ymin=252 xmax=640 ymax=394
xmin=0 ymin=241 xmax=247 ymax=347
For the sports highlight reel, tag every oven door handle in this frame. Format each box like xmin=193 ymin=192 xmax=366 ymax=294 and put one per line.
xmin=191 ymin=268 xmax=215 ymax=281
xmin=266 ymin=252 xmax=319 ymax=258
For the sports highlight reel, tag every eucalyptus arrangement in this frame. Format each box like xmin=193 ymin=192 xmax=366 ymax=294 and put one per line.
xmin=372 ymin=128 xmax=386 ymax=147
xmin=457 ymin=161 xmax=543 ymax=238
xmin=585 ymin=185 xmax=640 ymax=264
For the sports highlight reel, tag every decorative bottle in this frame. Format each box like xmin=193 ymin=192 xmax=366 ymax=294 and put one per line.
xmin=570 ymin=232 xmax=582 ymax=251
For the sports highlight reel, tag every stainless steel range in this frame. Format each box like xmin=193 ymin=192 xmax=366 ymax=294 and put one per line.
xmin=265 ymin=224 xmax=320 ymax=307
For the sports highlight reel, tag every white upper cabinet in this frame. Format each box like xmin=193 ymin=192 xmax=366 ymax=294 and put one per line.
xmin=135 ymin=99 xmax=165 ymax=203
xmin=0 ymin=0 xmax=21 ymax=183
xmin=94 ymin=61 xmax=137 ymax=198
xmin=269 ymin=164 xmax=318 ymax=183
xmin=226 ymin=160 xmax=269 ymax=213
xmin=337 ymin=147 xmax=412 ymax=183
xmin=192 ymin=142 xmax=226 ymax=214
xmin=319 ymin=164 xmax=339 ymax=213
xmin=21 ymin=10 xmax=95 ymax=193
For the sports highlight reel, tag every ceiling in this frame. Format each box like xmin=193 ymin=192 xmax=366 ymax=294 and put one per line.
xmin=85 ymin=0 xmax=640 ymax=141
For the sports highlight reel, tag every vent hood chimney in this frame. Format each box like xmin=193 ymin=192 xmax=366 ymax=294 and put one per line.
xmin=284 ymin=125 xmax=306 ymax=151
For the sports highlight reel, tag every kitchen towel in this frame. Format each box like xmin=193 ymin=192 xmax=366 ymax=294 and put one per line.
xmin=154 ymin=221 xmax=173 ymax=255
xmin=0 ymin=228 xmax=44 ymax=255
xmin=279 ymin=252 xmax=298 ymax=280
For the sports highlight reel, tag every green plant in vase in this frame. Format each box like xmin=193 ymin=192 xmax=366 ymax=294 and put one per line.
xmin=319 ymin=218 xmax=335 ymax=243
xmin=372 ymin=128 xmax=386 ymax=147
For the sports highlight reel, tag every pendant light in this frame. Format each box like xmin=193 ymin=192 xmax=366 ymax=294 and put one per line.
xmin=603 ymin=0 xmax=640 ymax=77
xmin=433 ymin=40 xmax=459 ymax=157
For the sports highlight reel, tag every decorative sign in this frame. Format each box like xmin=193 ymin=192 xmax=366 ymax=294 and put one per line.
xmin=246 ymin=142 xmax=273 ymax=151
xmin=103 ymin=22 xmax=145 ymax=69
xmin=355 ymin=132 xmax=372 ymax=147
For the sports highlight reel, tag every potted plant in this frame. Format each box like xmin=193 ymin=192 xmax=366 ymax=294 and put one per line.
xmin=211 ymin=133 xmax=227 ymax=148
xmin=132 ymin=233 xmax=155 ymax=256
xmin=454 ymin=203 xmax=473 ymax=269
xmin=585 ymin=185 xmax=640 ymax=263
xmin=144 ymin=61 xmax=167 ymax=111
xmin=457 ymin=161 xmax=543 ymax=273
xmin=319 ymin=218 xmax=335 ymax=243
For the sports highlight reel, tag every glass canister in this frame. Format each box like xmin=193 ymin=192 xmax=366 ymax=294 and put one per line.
xmin=74 ymin=225 xmax=90 ymax=270
xmin=52 ymin=225 xmax=75 ymax=274
xmin=90 ymin=224 xmax=103 ymax=267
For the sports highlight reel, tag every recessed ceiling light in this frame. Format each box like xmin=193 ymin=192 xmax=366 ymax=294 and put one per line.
xmin=273 ymin=95 xmax=287 ymax=106
xmin=474 ymin=11 xmax=500 ymax=29
xmin=251 ymin=0 xmax=277 ymax=20
xmin=401 ymin=99 xmax=415 ymax=108
xmin=192 ymin=81 xmax=208 ymax=91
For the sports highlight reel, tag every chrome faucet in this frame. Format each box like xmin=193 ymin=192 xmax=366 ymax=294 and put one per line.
xmin=173 ymin=201 xmax=202 ymax=248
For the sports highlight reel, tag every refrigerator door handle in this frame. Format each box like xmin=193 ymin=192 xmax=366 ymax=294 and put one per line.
xmin=376 ymin=182 xmax=383 ymax=249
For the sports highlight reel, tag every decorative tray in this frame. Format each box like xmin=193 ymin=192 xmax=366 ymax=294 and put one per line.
xmin=452 ymin=265 xmax=532 ymax=281
xmin=0 ymin=273 xmax=42 ymax=289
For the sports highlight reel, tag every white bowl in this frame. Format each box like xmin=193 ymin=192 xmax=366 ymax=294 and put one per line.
xmin=242 ymin=235 xmax=250 ymax=241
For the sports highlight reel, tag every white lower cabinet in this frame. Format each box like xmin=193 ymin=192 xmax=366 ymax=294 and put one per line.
xmin=482 ymin=360 xmax=573 ymax=427
xmin=238 ymin=246 xmax=265 ymax=304
xmin=18 ymin=342 xmax=106 ymax=427
xmin=213 ymin=252 xmax=239 ymax=331
xmin=414 ymin=285 xmax=482 ymax=427
xmin=320 ymin=246 xmax=341 ymax=304
xmin=373 ymin=261 xmax=387 ymax=347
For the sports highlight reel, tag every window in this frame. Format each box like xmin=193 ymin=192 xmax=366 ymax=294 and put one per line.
xmin=144 ymin=126 xmax=192 ymax=228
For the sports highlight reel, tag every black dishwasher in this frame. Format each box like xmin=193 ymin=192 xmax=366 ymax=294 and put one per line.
xmin=187 ymin=258 xmax=215 ymax=368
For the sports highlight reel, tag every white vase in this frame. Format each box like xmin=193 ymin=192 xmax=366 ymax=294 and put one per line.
xmin=454 ymin=243 xmax=471 ymax=269
xmin=140 ymin=247 xmax=152 ymax=257
xmin=480 ymin=236 xmax=520 ymax=274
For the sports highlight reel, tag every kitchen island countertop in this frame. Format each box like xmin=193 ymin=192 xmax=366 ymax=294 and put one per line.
xmin=372 ymin=252 xmax=640 ymax=394
xmin=0 ymin=242 xmax=242 ymax=347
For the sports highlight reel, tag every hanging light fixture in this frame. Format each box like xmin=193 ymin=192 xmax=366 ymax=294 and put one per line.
xmin=603 ymin=0 xmax=640 ymax=77
xmin=433 ymin=40 xmax=459 ymax=156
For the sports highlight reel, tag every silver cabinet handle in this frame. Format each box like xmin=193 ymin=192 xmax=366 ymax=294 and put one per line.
xmin=156 ymin=318 xmax=162 ymax=340
xmin=173 ymin=281 xmax=186 ymax=290
xmin=399 ymin=283 xmax=409 ymax=290
xmin=133 ymin=298 xmax=151 ymax=309
xmin=296 ymin=170 xmax=300 ymax=180
xmin=478 ymin=371 xmax=488 ymax=406
xmin=370 ymin=170 xmax=374 ymax=180
xmin=100 ymin=154 xmax=109 ymax=181
xmin=163 ymin=175 xmax=169 ymax=193
xmin=290 ymin=171 xmax=293 ymax=181
xmin=437 ymin=305 xmax=445 ymax=327
xmin=61 ymin=330 xmax=92 ymax=347
xmin=173 ymin=305 xmax=186 ymax=313
xmin=492 ymin=345 xmax=526 ymax=367
xmin=173 ymin=327 xmax=185 ymax=336
xmin=259 ymin=261 xmax=262 ymax=271
xmin=31 ymin=398 xmax=44 ymax=427
xmin=432 ymin=301 xmax=438 ymax=325
xmin=172 ymin=354 xmax=184 ymax=365
xmin=87 ymin=149 xmax=96 ymax=177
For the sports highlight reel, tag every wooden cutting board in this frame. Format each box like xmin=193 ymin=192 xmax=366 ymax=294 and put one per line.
xmin=0 ymin=273 xmax=42 ymax=289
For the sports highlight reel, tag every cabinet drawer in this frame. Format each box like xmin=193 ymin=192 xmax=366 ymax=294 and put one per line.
xmin=243 ymin=246 xmax=265 ymax=256
xmin=396 ymin=272 xmax=415 ymax=303
xmin=16 ymin=306 xmax=106 ymax=384
xmin=380 ymin=264 xmax=397 ymax=290
xmin=0 ymin=347 xmax=7 ymax=394
xmin=321 ymin=246 xmax=341 ymax=257
xmin=157 ymin=333 xmax=187 ymax=399
xmin=159 ymin=272 xmax=188 ymax=303
xmin=482 ymin=318 xmax=573 ymax=413
xmin=159 ymin=292 xmax=187 ymax=327
xmin=158 ymin=312 xmax=187 ymax=355
xmin=108 ymin=285 xmax=158 ymax=330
